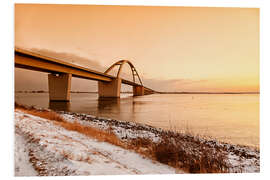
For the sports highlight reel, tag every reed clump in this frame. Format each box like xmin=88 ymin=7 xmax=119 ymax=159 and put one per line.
xmin=124 ymin=135 xmax=229 ymax=173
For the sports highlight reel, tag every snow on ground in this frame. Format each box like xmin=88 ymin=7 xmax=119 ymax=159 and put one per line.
xmin=15 ymin=129 xmax=38 ymax=176
xmin=61 ymin=113 xmax=162 ymax=143
xmin=14 ymin=110 xmax=179 ymax=176
xmin=60 ymin=111 xmax=260 ymax=173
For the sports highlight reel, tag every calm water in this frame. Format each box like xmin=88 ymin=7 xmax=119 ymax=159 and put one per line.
xmin=15 ymin=93 xmax=259 ymax=148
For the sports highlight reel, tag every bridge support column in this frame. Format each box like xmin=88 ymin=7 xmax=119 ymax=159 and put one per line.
xmin=133 ymin=85 xmax=144 ymax=96
xmin=48 ymin=73 xmax=71 ymax=101
xmin=98 ymin=78 xmax=122 ymax=98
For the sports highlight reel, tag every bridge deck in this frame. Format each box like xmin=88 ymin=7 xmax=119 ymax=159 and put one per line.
xmin=15 ymin=48 xmax=155 ymax=92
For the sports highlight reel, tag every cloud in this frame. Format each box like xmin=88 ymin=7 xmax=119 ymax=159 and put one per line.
xmin=30 ymin=48 xmax=107 ymax=72
xmin=142 ymin=78 xmax=208 ymax=92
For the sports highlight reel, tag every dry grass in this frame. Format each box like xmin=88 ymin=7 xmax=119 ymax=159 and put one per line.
xmin=15 ymin=102 xmax=229 ymax=173
xmin=15 ymin=102 xmax=123 ymax=148
xmin=123 ymin=136 xmax=228 ymax=173
xmin=54 ymin=120 xmax=122 ymax=147
xmin=150 ymin=139 xmax=228 ymax=173
xmin=15 ymin=102 xmax=64 ymax=122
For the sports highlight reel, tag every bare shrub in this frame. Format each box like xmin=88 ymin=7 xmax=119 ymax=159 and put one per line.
xmin=126 ymin=135 xmax=229 ymax=173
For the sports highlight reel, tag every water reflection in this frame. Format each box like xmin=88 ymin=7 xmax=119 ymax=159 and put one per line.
xmin=49 ymin=101 xmax=70 ymax=111
xmin=15 ymin=93 xmax=259 ymax=147
xmin=98 ymin=97 xmax=121 ymax=110
xmin=96 ymin=96 xmax=139 ymax=122
xmin=96 ymin=97 xmax=121 ymax=118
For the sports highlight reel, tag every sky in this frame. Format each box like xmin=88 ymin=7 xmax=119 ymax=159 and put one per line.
xmin=15 ymin=4 xmax=259 ymax=92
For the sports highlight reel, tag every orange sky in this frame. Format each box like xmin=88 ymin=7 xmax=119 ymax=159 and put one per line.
xmin=15 ymin=4 xmax=259 ymax=92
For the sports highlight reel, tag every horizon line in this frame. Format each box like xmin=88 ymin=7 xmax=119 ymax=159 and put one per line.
xmin=15 ymin=90 xmax=260 ymax=94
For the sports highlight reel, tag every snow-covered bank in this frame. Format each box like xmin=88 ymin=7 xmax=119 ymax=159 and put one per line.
xmin=15 ymin=128 xmax=38 ymax=176
xmin=14 ymin=105 xmax=260 ymax=175
xmin=15 ymin=110 xmax=179 ymax=176
xmin=59 ymin=111 xmax=260 ymax=173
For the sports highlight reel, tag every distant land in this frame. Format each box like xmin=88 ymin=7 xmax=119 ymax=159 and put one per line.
xmin=157 ymin=91 xmax=259 ymax=94
xmin=15 ymin=90 xmax=259 ymax=94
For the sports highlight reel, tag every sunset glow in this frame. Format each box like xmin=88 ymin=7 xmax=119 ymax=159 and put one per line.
xmin=15 ymin=4 xmax=259 ymax=92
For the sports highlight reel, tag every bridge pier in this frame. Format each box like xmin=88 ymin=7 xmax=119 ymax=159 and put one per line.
xmin=133 ymin=85 xmax=144 ymax=96
xmin=48 ymin=73 xmax=71 ymax=101
xmin=16 ymin=49 xmax=156 ymax=100
xmin=98 ymin=78 xmax=122 ymax=98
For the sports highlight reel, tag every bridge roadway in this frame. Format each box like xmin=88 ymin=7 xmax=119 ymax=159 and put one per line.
xmin=15 ymin=48 xmax=155 ymax=101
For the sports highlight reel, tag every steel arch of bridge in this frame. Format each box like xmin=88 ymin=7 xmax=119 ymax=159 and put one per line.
xmin=104 ymin=60 xmax=143 ymax=86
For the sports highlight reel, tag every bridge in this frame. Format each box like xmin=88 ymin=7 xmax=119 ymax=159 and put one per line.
xmin=15 ymin=48 xmax=155 ymax=101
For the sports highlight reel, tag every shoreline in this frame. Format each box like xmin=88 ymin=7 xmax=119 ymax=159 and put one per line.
xmin=59 ymin=111 xmax=259 ymax=149
xmin=15 ymin=109 xmax=178 ymax=176
xmin=59 ymin=111 xmax=260 ymax=172
xmin=15 ymin=92 xmax=259 ymax=149
xmin=14 ymin=104 xmax=260 ymax=174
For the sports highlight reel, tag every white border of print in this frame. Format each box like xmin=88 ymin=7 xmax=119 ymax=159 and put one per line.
xmin=1 ymin=0 xmax=269 ymax=180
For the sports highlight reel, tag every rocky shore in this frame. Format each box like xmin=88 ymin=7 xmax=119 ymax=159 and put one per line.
xmin=59 ymin=111 xmax=260 ymax=173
